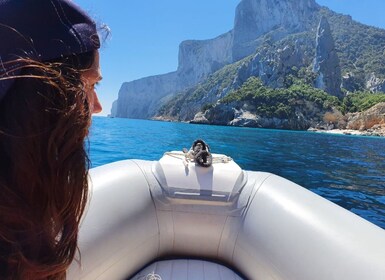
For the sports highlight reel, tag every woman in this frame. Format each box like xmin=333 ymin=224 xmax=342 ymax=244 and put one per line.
xmin=0 ymin=0 xmax=102 ymax=278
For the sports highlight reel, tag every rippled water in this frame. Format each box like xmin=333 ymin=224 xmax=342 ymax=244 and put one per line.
xmin=89 ymin=116 xmax=385 ymax=229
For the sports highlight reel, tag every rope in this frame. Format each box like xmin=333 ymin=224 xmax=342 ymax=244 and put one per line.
xmin=164 ymin=139 xmax=232 ymax=167
xmin=145 ymin=272 xmax=162 ymax=280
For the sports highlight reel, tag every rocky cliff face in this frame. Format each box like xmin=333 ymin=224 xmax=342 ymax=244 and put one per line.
xmin=313 ymin=16 xmax=342 ymax=97
xmin=232 ymin=0 xmax=319 ymax=61
xmin=366 ymin=73 xmax=385 ymax=93
xmin=112 ymin=0 xmax=320 ymax=118
xmin=159 ymin=34 xmax=316 ymax=122
xmin=236 ymin=37 xmax=314 ymax=89
xmin=113 ymin=32 xmax=233 ymax=118
xmin=191 ymin=99 xmax=323 ymax=130
xmin=177 ymin=32 xmax=233 ymax=84
xmin=112 ymin=0 xmax=385 ymax=125
xmin=109 ymin=100 xmax=118 ymax=117
xmin=346 ymin=102 xmax=385 ymax=130
xmin=116 ymin=71 xmax=179 ymax=119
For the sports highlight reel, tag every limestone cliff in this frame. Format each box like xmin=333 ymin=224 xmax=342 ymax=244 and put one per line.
xmin=113 ymin=32 xmax=233 ymax=118
xmin=112 ymin=0 xmax=385 ymax=125
xmin=177 ymin=32 xmax=233 ymax=84
xmin=109 ymin=100 xmax=117 ymax=117
xmin=313 ymin=16 xmax=342 ymax=97
xmin=346 ymin=102 xmax=385 ymax=131
xmin=112 ymin=0 xmax=321 ymax=118
xmin=232 ymin=0 xmax=319 ymax=61
xmin=366 ymin=73 xmax=385 ymax=93
xmin=191 ymin=99 xmax=325 ymax=130
xmin=236 ymin=36 xmax=314 ymax=89
xmin=158 ymin=34 xmax=316 ymax=122
xmin=115 ymin=71 xmax=179 ymax=119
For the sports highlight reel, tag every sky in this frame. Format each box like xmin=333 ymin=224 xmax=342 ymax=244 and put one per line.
xmin=75 ymin=0 xmax=385 ymax=116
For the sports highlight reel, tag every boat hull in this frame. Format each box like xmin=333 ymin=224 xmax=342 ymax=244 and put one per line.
xmin=68 ymin=159 xmax=385 ymax=280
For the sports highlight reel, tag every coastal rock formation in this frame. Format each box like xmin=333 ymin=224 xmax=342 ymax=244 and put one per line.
xmin=114 ymin=32 xmax=233 ymax=119
xmin=308 ymin=103 xmax=385 ymax=136
xmin=110 ymin=100 xmax=118 ymax=117
xmin=116 ymin=72 xmax=179 ymax=119
xmin=313 ymin=16 xmax=342 ymax=97
xmin=341 ymin=73 xmax=363 ymax=93
xmin=177 ymin=32 xmax=233 ymax=84
xmin=192 ymin=100 xmax=322 ymax=131
xmin=366 ymin=73 xmax=385 ymax=93
xmin=112 ymin=0 xmax=320 ymax=118
xmin=232 ymin=0 xmax=319 ymax=61
xmin=112 ymin=0 xmax=385 ymax=130
xmin=236 ymin=39 xmax=312 ymax=89
xmin=159 ymin=35 xmax=316 ymax=123
xmin=346 ymin=102 xmax=385 ymax=130
xmin=194 ymin=100 xmax=385 ymax=136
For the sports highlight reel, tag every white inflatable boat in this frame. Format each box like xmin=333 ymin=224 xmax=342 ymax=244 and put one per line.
xmin=68 ymin=144 xmax=385 ymax=280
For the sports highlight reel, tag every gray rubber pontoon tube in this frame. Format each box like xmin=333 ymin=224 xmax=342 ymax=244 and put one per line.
xmin=68 ymin=158 xmax=385 ymax=280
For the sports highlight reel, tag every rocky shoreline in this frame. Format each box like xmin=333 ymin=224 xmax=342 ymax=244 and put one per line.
xmin=153 ymin=116 xmax=385 ymax=137
xmin=152 ymin=102 xmax=385 ymax=137
xmin=311 ymin=102 xmax=385 ymax=137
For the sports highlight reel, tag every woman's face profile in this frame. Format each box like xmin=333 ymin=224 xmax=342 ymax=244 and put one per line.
xmin=82 ymin=51 xmax=103 ymax=114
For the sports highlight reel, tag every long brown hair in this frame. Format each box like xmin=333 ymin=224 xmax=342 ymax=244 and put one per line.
xmin=0 ymin=51 xmax=96 ymax=279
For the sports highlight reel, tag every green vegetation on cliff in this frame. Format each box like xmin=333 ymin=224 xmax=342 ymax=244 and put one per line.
xmin=342 ymin=92 xmax=385 ymax=113
xmin=158 ymin=59 xmax=246 ymax=119
xmin=221 ymin=77 xmax=339 ymax=118
xmin=322 ymin=7 xmax=385 ymax=78
xmin=219 ymin=76 xmax=385 ymax=117
xmin=186 ymin=59 xmax=243 ymax=102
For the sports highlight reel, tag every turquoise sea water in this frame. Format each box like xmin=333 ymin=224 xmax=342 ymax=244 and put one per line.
xmin=89 ymin=116 xmax=385 ymax=229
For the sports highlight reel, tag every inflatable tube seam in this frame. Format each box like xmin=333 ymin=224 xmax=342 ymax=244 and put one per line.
xmin=131 ymin=159 xmax=162 ymax=257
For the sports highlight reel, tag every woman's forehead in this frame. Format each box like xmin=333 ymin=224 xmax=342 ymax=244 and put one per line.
xmin=84 ymin=51 xmax=102 ymax=81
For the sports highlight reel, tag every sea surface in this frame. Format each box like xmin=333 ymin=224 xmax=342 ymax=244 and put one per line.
xmin=89 ymin=116 xmax=385 ymax=229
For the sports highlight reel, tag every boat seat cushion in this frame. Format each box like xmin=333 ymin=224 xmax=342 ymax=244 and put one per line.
xmin=130 ymin=259 xmax=244 ymax=280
